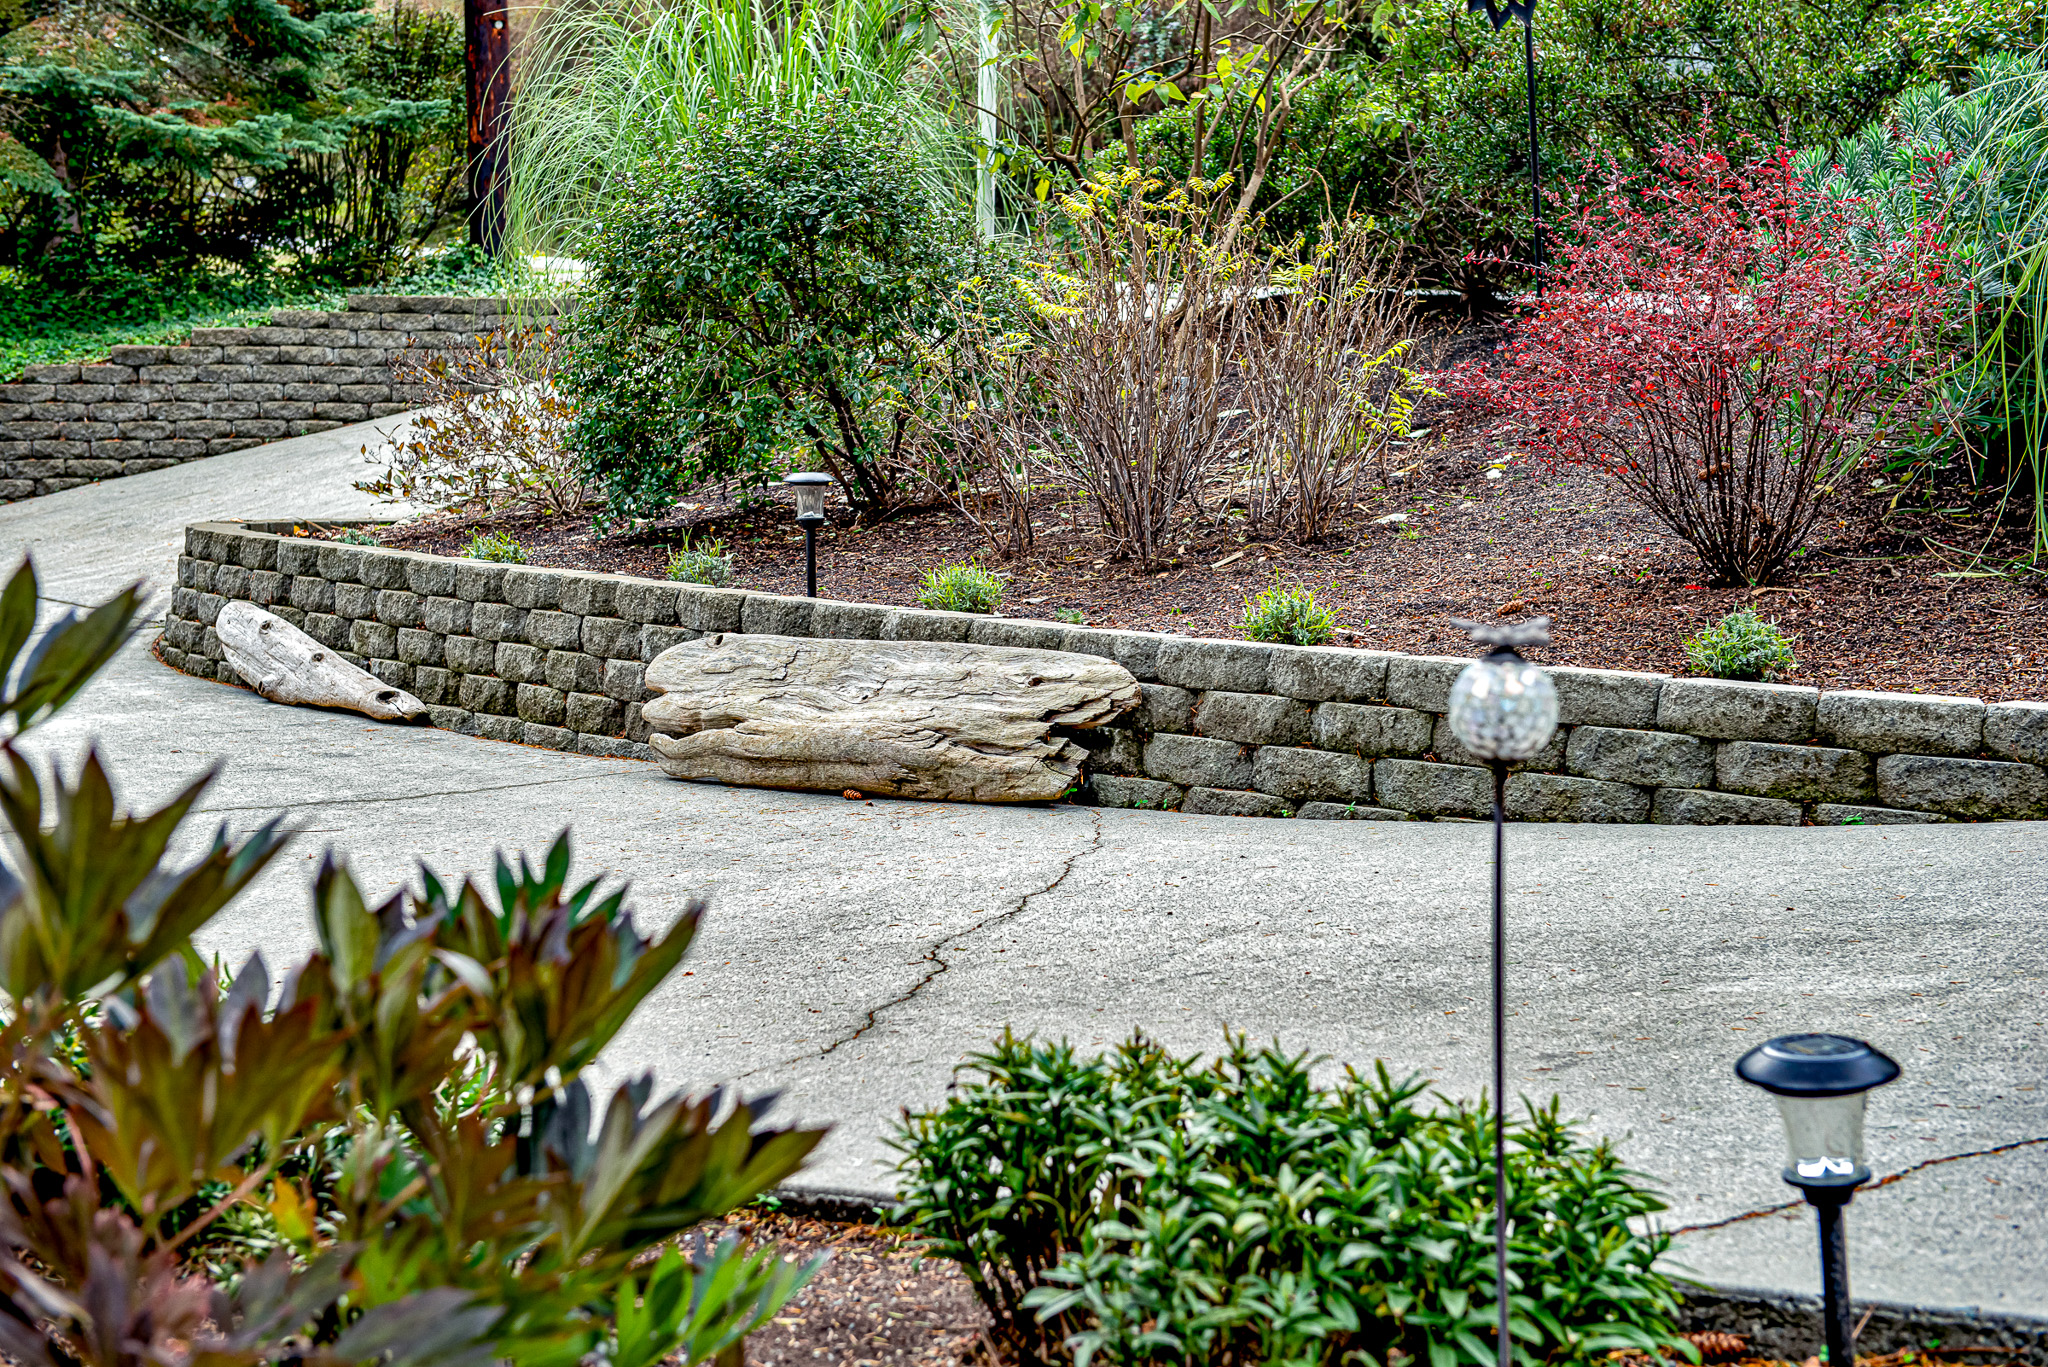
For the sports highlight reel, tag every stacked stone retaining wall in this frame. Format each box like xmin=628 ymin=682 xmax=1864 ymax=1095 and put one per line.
xmin=164 ymin=520 xmax=2048 ymax=826
xmin=0 ymin=295 xmax=566 ymax=501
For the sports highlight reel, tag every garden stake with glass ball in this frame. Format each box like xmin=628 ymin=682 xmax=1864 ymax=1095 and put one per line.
xmin=1446 ymin=614 xmax=1559 ymax=1367
xmin=784 ymin=472 xmax=832 ymax=598
xmin=1736 ymin=1034 xmax=1901 ymax=1366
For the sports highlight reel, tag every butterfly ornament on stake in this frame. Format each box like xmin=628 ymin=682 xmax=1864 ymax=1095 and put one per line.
xmin=1467 ymin=0 xmax=1545 ymax=294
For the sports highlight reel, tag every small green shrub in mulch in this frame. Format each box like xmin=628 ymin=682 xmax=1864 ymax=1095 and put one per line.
xmin=1240 ymin=580 xmax=1335 ymax=645
xmin=463 ymin=528 xmax=529 ymax=563
xmin=916 ymin=563 xmax=1004 ymax=614
xmin=666 ymin=534 xmax=734 ymax=586
xmin=336 ymin=527 xmax=380 ymax=546
xmin=1684 ymin=607 xmax=1796 ymax=681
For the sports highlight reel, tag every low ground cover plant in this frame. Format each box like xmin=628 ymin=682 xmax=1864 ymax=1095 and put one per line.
xmin=667 ymin=533 xmax=735 ymax=585
xmin=1456 ymin=136 xmax=1960 ymax=586
xmin=1684 ymin=607 xmax=1798 ymax=680
xmin=917 ymin=562 xmax=1005 ymax=613
xmin=0 ymin=558 xmax=824 ymax=1367
xmin=892 ymin=1032 xmax=1689 ymax=1367
xmin=1240 ymin=579 xmax=1337 ymax=644
xmin=463 ymin=528 xmax=529 ymax=562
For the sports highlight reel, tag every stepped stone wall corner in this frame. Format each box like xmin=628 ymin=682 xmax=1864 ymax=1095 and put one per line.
xmin=0 ymin=295 xmax=569 ymax=502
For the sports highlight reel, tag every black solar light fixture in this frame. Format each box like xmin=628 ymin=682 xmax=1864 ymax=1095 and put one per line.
xmin=1466 ymin=0 xmax=1544 ymax=293
xmin=783 ymin=472 xmax=832 ymax=598
xmin=1736 ymin=1034 xmax=1902 ymax=1367
xmin=1445 ymin=615 xmax=1559 ymax=1367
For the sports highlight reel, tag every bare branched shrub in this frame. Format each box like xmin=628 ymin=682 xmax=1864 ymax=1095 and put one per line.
xmin=915 ymin=301 xmax=1044 ymax=559
xmin=1239 ymin=226 xmax=1437 ymax=541
xmin=356 ymin=327 xmax=588 ymax=514
xmin=1028 ymin=171 xmax=1258 ymax=564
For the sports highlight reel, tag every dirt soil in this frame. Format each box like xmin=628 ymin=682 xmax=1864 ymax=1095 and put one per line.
xmin=377 ymin=407 xmax=2048 ymax=702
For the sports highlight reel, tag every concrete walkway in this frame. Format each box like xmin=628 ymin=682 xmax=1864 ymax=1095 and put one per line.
xmin=1 ymin=421 xmax=2042 ymax=1323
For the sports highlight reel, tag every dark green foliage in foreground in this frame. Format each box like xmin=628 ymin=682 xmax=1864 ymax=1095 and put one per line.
xmin=565 ymin=95 xmax=988 ymax=522
xmin=0 ymin=555 xmax=824 ymax=1367
xmin=892 ymin=1032 xmax=1690 ymax=1367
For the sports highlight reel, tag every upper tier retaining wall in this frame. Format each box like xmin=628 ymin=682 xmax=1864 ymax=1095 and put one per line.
xmin=163 ymin=520 xmax=2048 ymax=826
xmin=0 ymin=295 xmax=567 ymax=502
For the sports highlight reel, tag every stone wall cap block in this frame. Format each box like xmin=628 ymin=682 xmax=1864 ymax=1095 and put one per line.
xmin=1817 ymin=689 xmax=1984 ymax=756
xmin=1984 ymin=700 xmax=2048 ymax=765
xmin=1265 ymin=644 xmax=1398 ymax=702
xmin=1654 ymin=677 xmax=1819 ymax=741
xmin=879 ymin=606 xmax=975 ymax=643
xmin=1385 ymin=654 xmax=1474 ymax=712
xmin=1546 ymin=665 xmax=1669 ymax=728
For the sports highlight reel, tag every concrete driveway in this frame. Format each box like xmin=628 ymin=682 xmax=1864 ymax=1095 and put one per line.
xmin=2 ymin=421 xmax=2042 ymax=1324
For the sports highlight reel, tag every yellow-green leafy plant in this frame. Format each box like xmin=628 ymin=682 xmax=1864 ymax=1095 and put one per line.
xmin=916 ymin=562 xmax=1005 ymax=613
xmin=1683 ymin=607 xmax=1798 ymax=680
xmin=666 ymin=533 xmax=734 ymax=586
xmin=1240 ymin=579 xmax=1336 ymax=644
xmin=0 ymin=557 xmax=825 ymax=1367
xmin=463 ymin=528 xmax=528 ymax=563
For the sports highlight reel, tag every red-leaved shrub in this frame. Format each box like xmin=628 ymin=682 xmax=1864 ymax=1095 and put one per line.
xmin=1454 ymin=139 xmax=1959 ymax=585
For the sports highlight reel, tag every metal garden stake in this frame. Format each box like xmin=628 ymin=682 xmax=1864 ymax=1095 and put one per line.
xmin=1445 ymin=614 xmax=1559 ymax=1367
xmin=1465 ymin=0 xmax=1543 ymax=291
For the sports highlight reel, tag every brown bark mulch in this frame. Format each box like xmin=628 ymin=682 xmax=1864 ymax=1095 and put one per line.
xmin=376 ymin=411 xmax=2048 ymax=703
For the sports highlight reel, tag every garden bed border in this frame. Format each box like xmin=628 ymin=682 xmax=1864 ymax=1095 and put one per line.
xmin=161 ymin=520 xmax=2048 ymax=826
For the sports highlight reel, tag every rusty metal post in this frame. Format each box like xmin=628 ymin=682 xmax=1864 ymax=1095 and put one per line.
xmin=466 ymin=0 xmax=512 ymax=252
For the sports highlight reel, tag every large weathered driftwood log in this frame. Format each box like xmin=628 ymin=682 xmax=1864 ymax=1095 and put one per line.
xmin=216 ymin=601 xmax=428 ymax=721
xmin=642 ymin=632 xmax=1140 ymax=802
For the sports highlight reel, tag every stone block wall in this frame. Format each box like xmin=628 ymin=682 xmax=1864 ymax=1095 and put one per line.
xmin=164 ymin=521 xmax=2048 ymax=825
xmin=0 ymin=295 xmax=566 ymax=502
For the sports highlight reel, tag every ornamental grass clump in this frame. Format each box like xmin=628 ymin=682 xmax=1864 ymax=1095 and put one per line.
xmin=917 ymin=562 xmax=1005 ymax=613
xmin=463 ymin=528 xmax=528 ymax=562
xmin=1454 ymin=134 xmax=1959 ymax=586
xmin=1240 ymin=580 xmax=1336 ymax=644
xmin=1685 ymin=607 xmax=1798 ymax=680
xmin=892 ymin=1032 xmax=1690 ymax=1367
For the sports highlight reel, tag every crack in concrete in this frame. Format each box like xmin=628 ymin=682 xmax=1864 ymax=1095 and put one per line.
xmin=1672 ymin=1133 xmax=2048 ymax=1234
xmin=744 ymin=805 xmax=1106 ymax=1079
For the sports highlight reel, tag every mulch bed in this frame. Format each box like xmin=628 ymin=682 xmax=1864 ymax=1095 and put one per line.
xmin=715 ymin=1211 xmax=2018 ymax=1367
xmin=376 ymin=397 xmax=2048 ymax=703
xmin=717 ymin=1211 xmax=990 ymax=1367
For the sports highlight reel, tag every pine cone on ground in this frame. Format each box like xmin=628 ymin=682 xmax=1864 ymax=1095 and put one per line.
xmin=1683 ymin=1331 xmax=1751 ymax=1361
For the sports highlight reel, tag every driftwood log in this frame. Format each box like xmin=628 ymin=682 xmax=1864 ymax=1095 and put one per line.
xmin=641 ymin=633 xmax=1140 ymax=802
xmin=216 ymin=601 xmax=428 ymax=722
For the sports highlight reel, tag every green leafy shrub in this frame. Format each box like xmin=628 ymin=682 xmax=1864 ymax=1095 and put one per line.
xmin=565 ymin=95 xmax=985 ymax=522
xmin=337 ymin=527 xmax=381 ymax=545
xmin=916 ymin=562 xmax=1005 ymax=613
xmin=667 ymin=533 xmax=734 ymax=586
xmin=463 ymin=528 xmax=529 ymax=563
xmin=1054 ymin=607 xmax=1086 ymax=625
xmin=1684 ymin=607 xmax=1798 ymax=681
xmin=892 ymin=1032 xmax=1689 ymax=1367
xmin=1240 ymin=581 xmax=1336 ymax=645
xmin=0 ymin=556 xmax=826 ymax=1367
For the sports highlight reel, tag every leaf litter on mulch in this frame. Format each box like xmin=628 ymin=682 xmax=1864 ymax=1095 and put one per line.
xmin=376 ymin=404 xmax=2048 ymax=702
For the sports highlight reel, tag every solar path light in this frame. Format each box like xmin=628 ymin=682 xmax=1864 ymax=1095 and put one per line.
xmin=1445 ymin=615 xmax=1559 ymax=1367
xmin=1736 ymin=1034 xmax=1901 ymax=1367
xmin=784 ymin=472 xmax=832 ymax=598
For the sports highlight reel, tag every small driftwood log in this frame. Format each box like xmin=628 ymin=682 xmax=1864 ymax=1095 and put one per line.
xmin=641 ymin=632 xmax=1140 ymax=802
xmin=216 ymin=601 xmax=428 ymax=722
